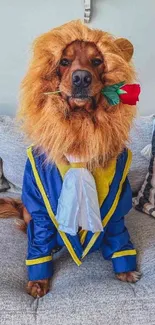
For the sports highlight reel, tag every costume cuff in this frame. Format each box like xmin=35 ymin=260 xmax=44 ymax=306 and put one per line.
xmin=112 ymin=249 xmax=137 ymax=273
xmin=26 ymin=256 xmax=53 ymax=281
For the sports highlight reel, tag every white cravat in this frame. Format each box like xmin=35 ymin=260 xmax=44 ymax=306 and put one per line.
xmin=56 ymin=156 xmax=103 ymax=236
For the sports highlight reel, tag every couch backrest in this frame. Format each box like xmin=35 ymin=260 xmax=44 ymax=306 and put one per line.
xmin=0 ymin=115 xmax=154 ymax=195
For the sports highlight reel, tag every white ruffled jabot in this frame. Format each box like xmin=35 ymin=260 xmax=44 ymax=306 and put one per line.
xmin=56 ymin=156 xmax=103 ymax=236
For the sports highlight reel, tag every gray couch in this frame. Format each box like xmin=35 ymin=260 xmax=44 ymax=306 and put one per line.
xmin=0 ymin=115 xmax=155 ymax=325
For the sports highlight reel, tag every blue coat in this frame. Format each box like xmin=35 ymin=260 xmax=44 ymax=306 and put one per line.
xmin=22 ymin=146 xmax=136 ymax=281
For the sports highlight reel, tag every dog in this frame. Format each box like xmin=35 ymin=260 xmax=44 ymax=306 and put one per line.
xmin=0 ymin=20 xmax=141 ymax=298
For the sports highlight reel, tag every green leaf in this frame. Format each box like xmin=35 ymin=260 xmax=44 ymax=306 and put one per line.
xmin=102 ymin=81 xmax=125 ymax=94
xmin=103 ymin=91 xmax=120 ymax=106
xmin=117 ymin=88 xmax=127 ymax=95
xmin=101 ymin=81 xmax=125 ymax=106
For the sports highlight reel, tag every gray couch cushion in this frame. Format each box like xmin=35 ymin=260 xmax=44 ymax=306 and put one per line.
xmin=128 ymin=115 xmax=155 ymax=194
xmin=1 ymin=208 xmax=155 ymax=325
xmin=0 ymin=115 xmax=27 ymax=192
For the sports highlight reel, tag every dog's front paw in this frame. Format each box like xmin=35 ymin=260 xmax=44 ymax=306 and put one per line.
xmin=26 ymin=279 xmax=50 ymax=298
xmin=116 ymin=271 xmax=141 ymax=283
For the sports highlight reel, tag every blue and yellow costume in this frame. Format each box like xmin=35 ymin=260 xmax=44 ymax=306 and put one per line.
xmin=22 ymin=146 xmax=136 ymax=281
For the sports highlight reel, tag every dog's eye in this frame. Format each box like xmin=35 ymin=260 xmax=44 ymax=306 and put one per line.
xmin=91 ymin=58 xmax=103 ymax=66
xmin=60 ymin=58 xmax=71 ymax=66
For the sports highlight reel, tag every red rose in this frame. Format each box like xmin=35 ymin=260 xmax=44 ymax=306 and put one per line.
xmin=119 ymin=84 xmax=141 ymax=105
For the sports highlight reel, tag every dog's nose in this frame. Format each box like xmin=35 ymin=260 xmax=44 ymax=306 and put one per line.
xmin=72 ymin=70 xmax=92 ymax=88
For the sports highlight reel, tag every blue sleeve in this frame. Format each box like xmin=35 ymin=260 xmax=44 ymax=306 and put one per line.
xmin=101 ymin=178 xmax=137 ymax=273
xmin=22 ymin=159 xmax=57 ymax=281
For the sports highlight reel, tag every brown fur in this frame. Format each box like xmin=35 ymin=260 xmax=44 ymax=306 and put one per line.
xmin=0 ymin=198 xmax=30 ymax=232
xmin=0 ymin=198 xmax=23 ymax=218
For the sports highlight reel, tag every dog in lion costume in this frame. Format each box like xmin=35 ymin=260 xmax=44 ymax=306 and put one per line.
xmin=0 ymin=20 xmax=141 ymax=297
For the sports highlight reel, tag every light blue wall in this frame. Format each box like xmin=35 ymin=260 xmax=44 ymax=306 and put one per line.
xmin=0 ymin=0 xmax=155 ymax=116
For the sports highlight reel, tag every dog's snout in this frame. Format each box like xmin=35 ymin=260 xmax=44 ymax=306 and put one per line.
xmin=72 ymin=70 xmax=92 ymax=88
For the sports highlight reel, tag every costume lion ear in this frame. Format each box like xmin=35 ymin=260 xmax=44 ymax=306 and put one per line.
xmin=114 ymin=38 xmax=134 ymax=62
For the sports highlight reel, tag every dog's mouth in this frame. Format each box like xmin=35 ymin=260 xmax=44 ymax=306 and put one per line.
xmin=60 ymin=87 xmax=102 ymax=112
xmin=44 ymin=88 xmax=101 ymax=112
xmin=67 ymin=95 xmax=97 ymax=111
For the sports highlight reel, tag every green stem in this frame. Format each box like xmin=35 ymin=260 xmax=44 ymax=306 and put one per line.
xmin=44 ymin=90 xmax=61 ymax=95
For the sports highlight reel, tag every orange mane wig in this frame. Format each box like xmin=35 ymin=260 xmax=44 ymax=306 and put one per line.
xmin=19 ymin=20 xmax=136 ymax=168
